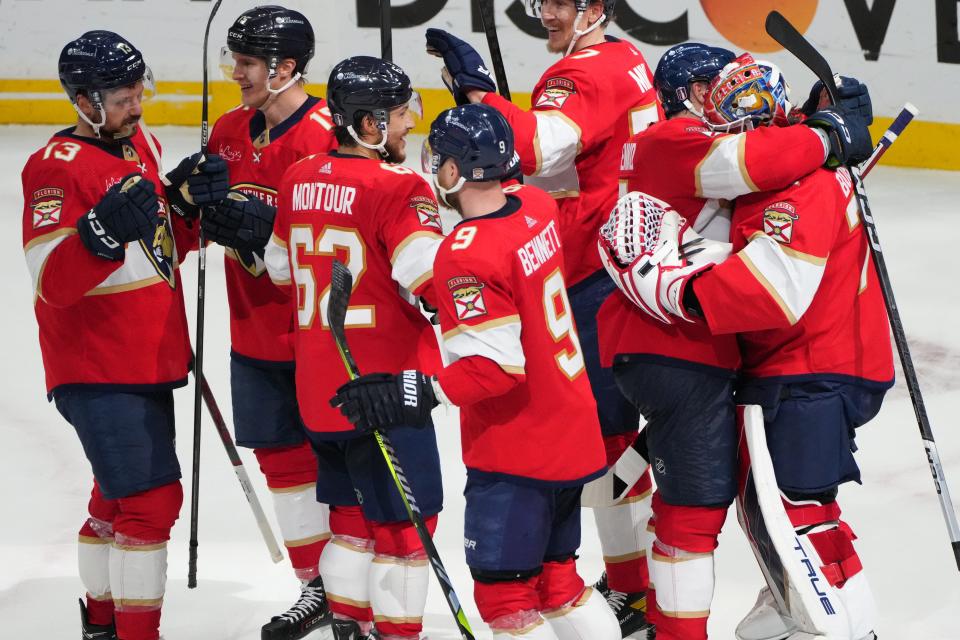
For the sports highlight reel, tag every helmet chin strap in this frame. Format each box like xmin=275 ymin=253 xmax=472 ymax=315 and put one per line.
xmin=565 ymin=10 xmax=606 ymax=56
xmin=72 ymin=99 xmax=107 ymax=139
xmin=266 ymin=70 xmax=301 ymax=96
xmin=347 ymin=124 xmax=390 ymax=157
xmin=433 ymin=173 xmax=466 ymax=208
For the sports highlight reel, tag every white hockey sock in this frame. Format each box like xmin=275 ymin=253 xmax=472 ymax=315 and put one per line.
xmin=79 ymin=517 xmax=113 ymax=602
xmin=321 ymin=535 xmax=374 ymax=617
xmin=544 ymin=588 xmax=621 ymax=640
xmin=109 ymin=534 xmax=167 ymax=611
xmin=648 ymin=539 xmax=715 ymax=620
xmin=592 ymin=492 xmax=653 ymax=578
xmin=269 ymin=483 xmax=330 ymax=580
xmin=369 ymin=552 xmax=429 ymax=637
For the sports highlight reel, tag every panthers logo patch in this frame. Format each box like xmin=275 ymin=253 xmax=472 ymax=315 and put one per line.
xmin=448 ymin=275 xmax=487 ymax=321
xmin=32 ymin=187 xmax=64 ymax=229
xmin=763 ymin=201 xmax=798 ymax=244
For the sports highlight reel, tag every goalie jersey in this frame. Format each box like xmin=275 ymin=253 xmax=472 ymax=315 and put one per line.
xmin=598 ymin=117 xmax=829 ymax=372
xmin=22 ymin=127 xmax=194 ymax=394
xmin=265 ymin=152 xmax=443 ymax=437
xmin=432 ymin=185 xmax=606 ymax=486
xmin=694 ymin=166 xmax=895 ymax=385
xmin=208 ymin=96 xmax=336 ymax=366
xmin=483 ymin=37 xmax=661 ymax=286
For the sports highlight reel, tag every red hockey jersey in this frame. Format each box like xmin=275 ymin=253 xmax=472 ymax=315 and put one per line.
xmin=266 ymin=151 xmax=443 ymax=436
xmin=432 ymin=185 xmax=606 ymax=486
xmin=208 ymin=96 xmax=336 ymax=365
xmin=22 ymin=127 xmax=194 ymax=394
xmin=694 ymin=167 xmax=894 ymax=384
xmin=483 ymin=37 xmax=661 ymax=286
xmin=597 ymin=116 xmax=829 ymax=371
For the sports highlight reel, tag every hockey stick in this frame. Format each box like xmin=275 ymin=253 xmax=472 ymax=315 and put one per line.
xmin=859 ymin=103 xmax=918 ymax=178
xmin=766 ymin=10 xmax=960 ymax=572
xmin=477 ymin=0 xmax=512 ymax=100
xmin=189 ymin=0 xmax=225 ymax=589
xmin=380 ymin=0 xmax=392 ymax=62
xmin=133 ymin=119 xmax=284 ymax=565
xmin=329 ymin=260 xmax=476 ymax=640
xmin=194 ymin=365 xmax=285 ymax=564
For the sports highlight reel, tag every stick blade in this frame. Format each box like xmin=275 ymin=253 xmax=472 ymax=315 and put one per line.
xmin=764 ymin=10 xmax=838 ymax=104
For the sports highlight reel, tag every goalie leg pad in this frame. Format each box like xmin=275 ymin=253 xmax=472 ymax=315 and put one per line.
xmin=648 ymin=495 xmax=726 ymax=640
xmin=323 ymin=506 xmax=375 ymax=625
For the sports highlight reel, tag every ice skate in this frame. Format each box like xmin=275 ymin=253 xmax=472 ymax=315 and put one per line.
xmin=80 ymin=599 xmax=117 ymax=640
xmin=594 ymin=572 xmax=653 ymax=638
xmin=262 ymin=576 xmax=332 ymax=640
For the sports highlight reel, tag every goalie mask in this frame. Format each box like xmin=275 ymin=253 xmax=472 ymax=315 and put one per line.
xmin=703 ymin=54 xmax=793 ymax=132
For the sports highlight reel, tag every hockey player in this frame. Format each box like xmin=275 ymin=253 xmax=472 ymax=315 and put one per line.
xmin=263 ymin=56 xmax=444 ymax=640
xmin=191 ymin=7 xmax=337 ymax=637
xmin=425 ymin=2 xmax=661 ymax=632
xmin=608 ymin=54 xmax=891 ymax=640
xmin=22 ymin=31 xmax=226 ymax=640
xmin=331 ymin=102 xmax=620 ymax=640
xmin=596 ymin=45 xmax=874 ymax=640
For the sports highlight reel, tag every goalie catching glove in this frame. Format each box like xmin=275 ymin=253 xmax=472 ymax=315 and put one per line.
xmin=331 ymin=370 xmax=439 ymax=433
xmin=597 ymin=191 xmax=732 ymax=324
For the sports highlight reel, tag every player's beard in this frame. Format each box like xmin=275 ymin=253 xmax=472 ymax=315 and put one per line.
xmin=383 ymin=135 xmax=407 ymax=164
xmin=108 ymin=117 xmax=141 ymax=140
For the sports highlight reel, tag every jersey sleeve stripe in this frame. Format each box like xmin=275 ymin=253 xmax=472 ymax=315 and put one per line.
xmin=442 ymin=317 xmax=525 ymax=374
xmin=390 ymin=233 xmax=441 ymax=294
xmin=86 ymin=275 xmax=164 ymax=296
xmin=532 ymin=111 xmax=582 ymax=178
xmin=628 ymin=102 xmax=659 ymax=136
xmin=695 ymin=134 xmax=758 ymax=200
xmin=845 ymin=195 xmax=860 ymax=230
xmin=92 ymin=247 xmax=170 ymax=292
xmin=24 ymin=228 xmax=74 ymax=295
xmin=740 ymin=233 xmax=826 ymax=324
xmin=264 ymin=236 xmax=291 ymax=285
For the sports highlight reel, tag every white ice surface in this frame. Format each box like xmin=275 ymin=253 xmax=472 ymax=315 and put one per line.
xmin=0 ymin=125 xmax=958 ymax=638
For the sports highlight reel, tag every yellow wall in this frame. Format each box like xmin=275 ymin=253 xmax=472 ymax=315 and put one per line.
xmin=1 ymin=79 xmax=952 ymax=171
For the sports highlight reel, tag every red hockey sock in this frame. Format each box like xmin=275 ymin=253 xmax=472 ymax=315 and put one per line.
xmin=114 ymin=609 xmax=162 ymax=640
xmin=85 ymin=595 xmax=115 ymax=627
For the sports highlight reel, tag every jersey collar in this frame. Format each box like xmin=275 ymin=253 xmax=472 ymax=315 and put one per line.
xmin=249 ymin=95 xmax=321 ymax=145
xmin=455 ymin=194 xmax=521 ymax=227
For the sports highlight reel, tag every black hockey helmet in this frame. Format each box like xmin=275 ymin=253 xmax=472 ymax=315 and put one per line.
xmin=58 ymin=30 xmax=149 ymax=104
xmin=654 ymin=43 xmax=736 ymax=116
xmin=326 ymin=56 xmax=413 ymax=129
xmin=226 ymin=5 xmax=315 ymax=75
xmin=425 ymin=104 xmax=518 ymax=183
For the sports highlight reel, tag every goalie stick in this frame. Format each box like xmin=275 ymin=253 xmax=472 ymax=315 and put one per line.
xmin=188 ymin=0 xmax=224 ymax=589
xmin=329 ymin=260 xmax=476 ymax=640
xmin=477 ymin=0 xmax=512 ymax=100
xmin=766 ymin=10 xmax=960 ymax=572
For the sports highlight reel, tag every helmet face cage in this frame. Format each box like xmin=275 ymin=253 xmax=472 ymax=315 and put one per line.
xmin=703 ymin=54 xmax=792 ymax=132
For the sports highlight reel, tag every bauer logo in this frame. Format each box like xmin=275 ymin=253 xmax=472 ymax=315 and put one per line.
xmin=463 ymin=537 xmax=477 ymax=550
xmin=31 ymin=187 xmax=64 ymax=229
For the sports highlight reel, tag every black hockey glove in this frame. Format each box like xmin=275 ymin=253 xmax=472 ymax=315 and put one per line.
xmin=164 ymin=153 xmax=230 ymax=220
xmin=78 ymin=174 xmax=159 ymax=261
xmin=801 ymin=76 xmax=873 ymax=125
xmin=804 ymin=108 xmax=873 ymax=167
xmin=426 ymin=28 xmax=496 ymax=104
xmin=201 ymin=190 xmax=275 ymax=252
xmin=331 ymin=370 xmax=438 ymax=433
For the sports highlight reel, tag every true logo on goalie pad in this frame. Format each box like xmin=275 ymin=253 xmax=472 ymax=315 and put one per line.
xmin=448 ymin=275 xmax=488 ymax=320
xmin=763 ymin=202 xmax=798 ymax=244
xmin=31 ymin=187 xmax=64 ymax=229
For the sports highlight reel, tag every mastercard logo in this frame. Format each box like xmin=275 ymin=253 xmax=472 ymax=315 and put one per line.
xmin=700 ymin=0 xmax=819 ymax=53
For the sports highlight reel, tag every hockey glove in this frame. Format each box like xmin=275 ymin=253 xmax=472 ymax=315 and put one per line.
xmin=801 ymin=76 xmax=873 ymax=124
xmin=331 ymin=370 xmax=438 ymax=433
xmin=78 ymin=174 xmax=160 ymax=261
xmin=426 ymin=28 xmax=496 ymax=103
xmin=804 ymin=108 xmax=873 ymax=167
xmin=201 ymin=190 xmax=275 ymax=252
xmin=164 ymin=153 xmax=230 ymax=220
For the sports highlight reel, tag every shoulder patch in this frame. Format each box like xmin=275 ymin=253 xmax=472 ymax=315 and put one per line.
xmin=409 ymin=195 xmax=442 ymax=231
xmin=31 ymin=187 xmax=64 ymax=229
xmin=447 ymin=275 xmax=488 ymax=320
xmin=762 ymin=201 xmax=798 ymax=244
xmin=536 ymin=76 xmax=577 ymax=109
